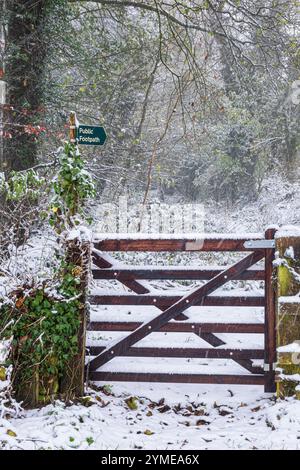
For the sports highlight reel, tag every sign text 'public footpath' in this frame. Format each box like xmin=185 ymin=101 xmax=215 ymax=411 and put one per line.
xmin=76 ymin=125 xmax=107 ymax=146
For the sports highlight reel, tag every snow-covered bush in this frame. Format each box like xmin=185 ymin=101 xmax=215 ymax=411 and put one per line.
xmin=0 ymin=142 xmax=95 ymax=408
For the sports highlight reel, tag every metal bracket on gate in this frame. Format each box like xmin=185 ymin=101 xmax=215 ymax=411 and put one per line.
xmin=185 ymin=240 xmax=204 ymax=250
xmin=244 ymin=240 xmax=275 ymax=249
xmin=264 ymin=363 xmax=277 ymax=372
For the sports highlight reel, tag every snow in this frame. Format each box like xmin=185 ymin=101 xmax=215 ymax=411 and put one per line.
xmin=0 ymin=339 xmax=10 ymax=363
xmin=93 ymin=262 xmax=264 ymax=271
xmin=278 ymin=374 xmax=300 ymax=383
xmin=285 ymin=246 xmax=295 ymax=259
xmin=90 ymin=287 xmax=264 ymax=298
xmin=0 ymin=234 xmax=58 ymax=288
xmin=90 ymin=304 xmax=264 ymax=324
xmin=94 ymin=232 xmax=264 ymax=241
xmin=0 ymin=386 xmax=300 ymax=450
xmin=92 ymin=356 xmax=252 ymax=375
xmin=277 ymin=342 xmax=300 ymax=353
xmin=87 ymin=330 xmax=264 ymax=351
xmin=65 ymin=225 xmax=93 ymax=243
xmin=275 ymin=225 xmax=300 ymax=239
xmin=279 ymin=295 xmax=300 ymax=304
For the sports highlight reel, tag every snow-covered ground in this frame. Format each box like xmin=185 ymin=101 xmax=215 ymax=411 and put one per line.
xmin=1 ymin=384 xmax=300 ymax=450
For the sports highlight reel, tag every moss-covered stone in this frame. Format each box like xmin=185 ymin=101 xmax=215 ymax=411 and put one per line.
xmin=278 ymin=265 xmax=292 ymax=297
xmin=276 ymin=357 xmax=300 ymax=398
xmin=277 ymin=302 xmax=300 ymax=349
xmin=276 ymin=236 xmax=300 ymax=296
xmin=276 ymin=233 xmax=300 ymax=399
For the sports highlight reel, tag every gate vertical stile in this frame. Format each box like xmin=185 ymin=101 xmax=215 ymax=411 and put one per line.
xmin=264 ymin=227 xmax=277 ymax=392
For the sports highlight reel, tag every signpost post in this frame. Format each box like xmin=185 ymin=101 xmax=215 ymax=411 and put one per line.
xmin=69 ymin=112 xmax=77 ymax=143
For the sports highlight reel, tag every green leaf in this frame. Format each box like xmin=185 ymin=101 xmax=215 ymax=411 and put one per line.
xmin=125 ymin=396 xmax=138 ymax=410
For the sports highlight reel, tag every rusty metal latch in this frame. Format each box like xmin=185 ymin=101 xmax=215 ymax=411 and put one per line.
xmin=244 ymin=240 xmax=275 ymax=249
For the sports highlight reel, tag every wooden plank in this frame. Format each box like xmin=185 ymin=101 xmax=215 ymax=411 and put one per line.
xmin=234 ymin=359 xmax=263 ymax=375
xmin=92 ymin=267 xmax=265 ymax=281
xmin=92 ymin=251 xmax=188 ymax=319
xmin=197 ymin=332 xmax=226 ymax=347
xmin=89 ymin=371 xmax=265 ymax=385
xmin=264 ymin=227 xmax=277 ymax=393
xmin=89 ymin=294 xmax=265 ymax=307
xmin=88 ymin=321 xmax=265 ymax=333
xmin=193 ymin=327 xmax=260 ymax=374
xmin=92 ymin=250 xmax=149 ymax=294
xmin=93 ymin=238 xmax=264 ymax=252
xmin=92 ymin=251 xmax=112 ymax=269
xmin=88 ymin=346 xmax=264 ymax=359
xmin=88 ymin=250 xmax=264 ymax=371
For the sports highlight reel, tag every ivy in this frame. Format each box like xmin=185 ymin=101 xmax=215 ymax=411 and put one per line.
xmin=0 ymin=169 xmax=45 ymax=202
xmin=0 ymin=141 xmax=95 ymax=229
xmin=0 ymin=139 xmax=95 ymax=405
xmin=49 ymin=142 xmax=95 ymax=231
xmin=0 ymin=263 xmax=82 ymax=387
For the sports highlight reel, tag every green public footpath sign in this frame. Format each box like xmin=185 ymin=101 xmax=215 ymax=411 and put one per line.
xmin=76 ymin=125 xmax=107 ymax=146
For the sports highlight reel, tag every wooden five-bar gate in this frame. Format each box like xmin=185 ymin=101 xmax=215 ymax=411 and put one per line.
xmin=86 ymin=228 xmax=277 ymax=392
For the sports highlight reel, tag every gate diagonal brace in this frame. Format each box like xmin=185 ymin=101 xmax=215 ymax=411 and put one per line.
xmin=92 ymin=251 xmax=224 ymax=345
xmin=194 ymin=331 xmax=262 ymax=374
xmin=88 ymin=250 xmax=264 ymax=372
xmin=194 ymin=326 xmax=262 ymax=374
xmin=92 ymin=250 xmax=189 ymax=319
xmin=92 ymin=250 xmax=149 ymax=295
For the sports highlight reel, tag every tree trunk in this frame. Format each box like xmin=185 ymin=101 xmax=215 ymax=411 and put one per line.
xmin=0 ymin=0 xmax=6 ymax=167
xmin=2 ymin=0 xmax=50 ymax=172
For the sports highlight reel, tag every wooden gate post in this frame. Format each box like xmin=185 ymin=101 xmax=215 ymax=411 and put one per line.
xmin=60 ymin=233 xmax=91 ymax=400
xmin=264 ymin=227 xmax=277 ymax=393
xmin=275 ymin=227 xmax=300 ymax=399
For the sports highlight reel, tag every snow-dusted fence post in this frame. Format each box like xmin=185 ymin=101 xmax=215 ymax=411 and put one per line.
xmin=60 ymin=232 xmax=91 ymax=400
xmin=275 ymin=227 xmax=300 ymax=399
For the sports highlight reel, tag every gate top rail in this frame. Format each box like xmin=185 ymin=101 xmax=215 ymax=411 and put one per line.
xmin=93 ymin=232 xmax=267 ymax=252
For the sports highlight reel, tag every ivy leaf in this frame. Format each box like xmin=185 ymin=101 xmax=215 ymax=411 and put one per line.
xmin=125 ymin=396 xmax=138 ymax=410
xmin=0 ymin=367 xmax=6 ymax=381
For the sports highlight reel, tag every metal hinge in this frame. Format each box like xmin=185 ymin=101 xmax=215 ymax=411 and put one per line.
xmin=244 ymin=240 xmax=275 ymax=249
